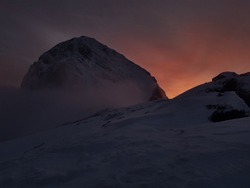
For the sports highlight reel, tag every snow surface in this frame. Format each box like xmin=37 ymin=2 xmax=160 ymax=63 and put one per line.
xmin=178 ymin=71 xmax=250 ymax=107
xmin=1 ymin=89 xmax=250 ymax=187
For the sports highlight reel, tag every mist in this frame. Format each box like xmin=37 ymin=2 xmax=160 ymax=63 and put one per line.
xmin=0 ymin=81 xmax=146 ymax=141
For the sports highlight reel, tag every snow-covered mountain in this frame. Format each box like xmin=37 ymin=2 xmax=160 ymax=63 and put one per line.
xmin=2 ymin=72 xmax=250 ymax=187
xmin=21 ymin=36 xmax=166 ymax=103
xmin=3 ymin=39 xmax=250 ymax=188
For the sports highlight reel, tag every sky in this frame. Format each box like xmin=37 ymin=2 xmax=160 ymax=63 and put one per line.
xmin=1 ymin=0 xmax=250 ymax=98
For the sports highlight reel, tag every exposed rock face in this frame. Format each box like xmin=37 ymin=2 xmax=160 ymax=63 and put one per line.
xmin=21 ymin=36 xmax=167 ymax=102
xmin=207 ymin=104 xmax=249 ymax=122
xmin=208 ymin=72 xmax=250 ymax=107
xmin=176 ymin=71 xmax=250 ymax=122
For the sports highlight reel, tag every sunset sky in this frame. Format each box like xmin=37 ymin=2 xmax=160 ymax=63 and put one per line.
xmin=1 ymin=0 xmax=250 ymax=98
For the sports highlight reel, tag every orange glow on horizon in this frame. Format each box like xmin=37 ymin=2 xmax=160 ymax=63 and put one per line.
xmin=2 ymin=0 xmax=250 ymax=100
xmin=111 ymin=30 xmax=250 ymax=99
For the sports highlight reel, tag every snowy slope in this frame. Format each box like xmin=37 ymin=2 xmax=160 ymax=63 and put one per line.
xmin=178 ymin=72 xmax=250 ymax=107
xmin=21 ymin=36 xmax=166 ymax=102
xmin=1 ymin=93 xmax=250 ymax=187
xmin=1 ymin=72 xmax=250 ymax=187
xmin=176 ymin=72 xmax=250 ymax=122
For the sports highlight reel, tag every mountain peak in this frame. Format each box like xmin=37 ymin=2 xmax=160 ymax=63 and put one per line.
xmin=21 ymin=36 xmax=167 ymax=104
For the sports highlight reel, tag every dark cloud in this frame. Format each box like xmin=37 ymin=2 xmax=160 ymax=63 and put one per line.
xmin=1 ymin=0 xmax=250 ymax=97
xmin=0 ymin=80 xmax=147 ymax=141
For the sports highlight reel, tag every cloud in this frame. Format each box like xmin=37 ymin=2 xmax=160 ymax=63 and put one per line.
xmin=0 ymin=80 xmax=148 ymax=141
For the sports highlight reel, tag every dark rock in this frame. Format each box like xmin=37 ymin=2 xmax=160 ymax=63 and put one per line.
xmin=149 ymin=86 xmax=166 ymax=101
xmin=209 ymin=72 xmax=250 ymax=108
xmin=210 ymin=109 xmax=248 ymax=122
xmin=212 ymin=72 xmax=238 ymax=82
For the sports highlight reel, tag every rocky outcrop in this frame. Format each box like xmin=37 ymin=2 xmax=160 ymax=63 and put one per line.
xmin=176 ymin=71 xmax=250 ymax=122
xmin=208 ymin=72 xmax=250 ymax=107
